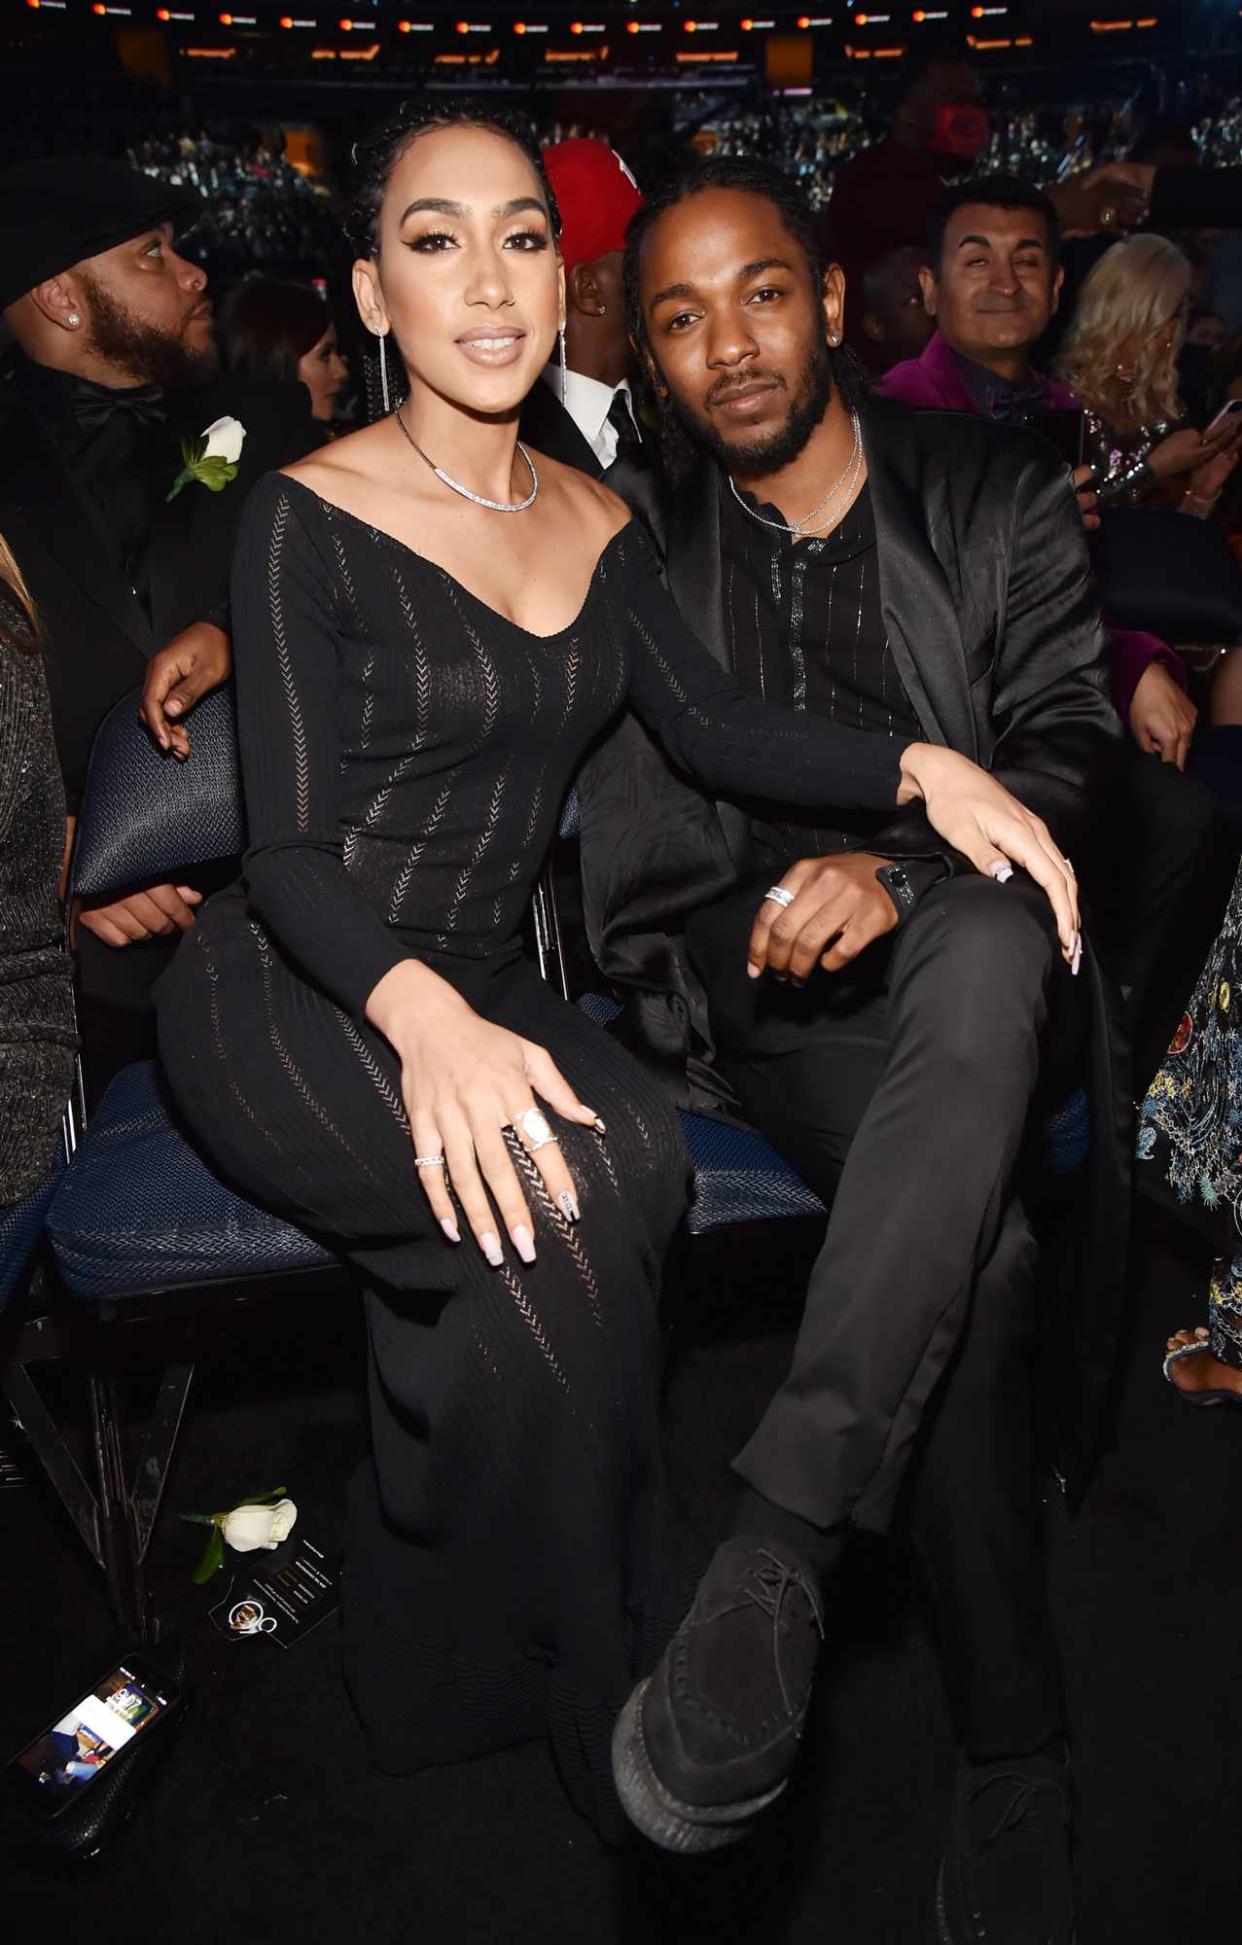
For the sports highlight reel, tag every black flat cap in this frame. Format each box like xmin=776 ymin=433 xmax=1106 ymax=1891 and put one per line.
xmin=0 ymin=154 xmax=203 ymax=312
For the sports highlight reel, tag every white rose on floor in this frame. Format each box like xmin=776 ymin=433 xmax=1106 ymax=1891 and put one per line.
xmin=221 ymin=1498 xmax=297 ymax=1553
xmin=200 ymin=416 xmax=246 ymax=465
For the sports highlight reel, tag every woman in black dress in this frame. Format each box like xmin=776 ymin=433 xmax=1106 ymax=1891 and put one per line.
xmin=157 ymin=108 xmax=1080 ymax=1840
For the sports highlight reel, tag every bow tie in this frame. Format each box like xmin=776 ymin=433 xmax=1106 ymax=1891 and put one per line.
xmin=984 ymin=376 xmax=1049 ymax=425
xmin=71 ymin=380 xmax=166 ymax=439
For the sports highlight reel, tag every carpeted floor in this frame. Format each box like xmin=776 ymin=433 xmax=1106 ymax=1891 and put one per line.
xmin=2 ymin=1207 xmax=1238 ymax=1944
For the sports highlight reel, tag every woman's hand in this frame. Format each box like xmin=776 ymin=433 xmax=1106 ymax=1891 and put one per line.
xmin=1148 ymin=421 xmax=1240 ymax=482
xmin=1184 ymin=439 xmax=1242 ymax=507
xmin=897 ymin=744 xmax=1081 ymax=969
xmin=367 ymin=961 xmax=604 ymax=1266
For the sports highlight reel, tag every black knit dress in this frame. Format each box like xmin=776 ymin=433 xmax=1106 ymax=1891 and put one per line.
xmin=157 ymin=474 xmax=907 ymax=1840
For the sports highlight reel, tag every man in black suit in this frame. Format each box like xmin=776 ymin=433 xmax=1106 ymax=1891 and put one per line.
xmin=517 ymin=138 xmax=646 ymax=478
xmin=0 ymin=156 xmax=317 ymax=1095
xmin=597 ymin=159 xmax=1121 ymax=1943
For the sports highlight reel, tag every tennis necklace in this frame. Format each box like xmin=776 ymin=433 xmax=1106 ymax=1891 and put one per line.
xmin=393 ymin=405 xmax=539 ymax=513
xmin=728 ymin=410 xmax=862 ymax=538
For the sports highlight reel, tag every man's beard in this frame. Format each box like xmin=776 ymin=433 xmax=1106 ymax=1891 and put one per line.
xmin=663 ymin=331 xmax=833 ymax=479
xmin=79 ymin=272 xmax=218 ymax=391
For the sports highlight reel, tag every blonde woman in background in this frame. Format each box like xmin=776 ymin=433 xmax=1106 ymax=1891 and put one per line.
xmin=1055 ymin=233 xmax=1242 ymax=513
xmin=0 ymin=533 xmax=76 ymax=1205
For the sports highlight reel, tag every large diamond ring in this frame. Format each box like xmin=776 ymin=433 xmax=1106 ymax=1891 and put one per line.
xmin=414 ymin=1153 xmax=446 ymax=1170
xmin=763 ymin=885 xmax=796 ymax=910
xmin=516 ymin=1107 xmax=558 ymax=1152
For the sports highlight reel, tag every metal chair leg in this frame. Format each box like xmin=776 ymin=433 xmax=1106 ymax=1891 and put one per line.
xmin=89 ymin=1373 xmax=151 ymax=1641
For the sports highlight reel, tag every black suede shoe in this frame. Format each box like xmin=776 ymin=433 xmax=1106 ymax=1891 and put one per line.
xmin=612 ymin=1536 xmax=825 ymax=1853
xmin=937 ymin=1750 xmax=1075 ymax=1944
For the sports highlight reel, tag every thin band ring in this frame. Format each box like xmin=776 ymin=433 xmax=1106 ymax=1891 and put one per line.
xmin=763 ymin=885 xmax=796 ymax=910
xmin=414 ymin=1153 xmax=446 ymax=1171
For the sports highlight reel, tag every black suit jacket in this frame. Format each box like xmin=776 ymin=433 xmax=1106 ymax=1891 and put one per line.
xmin=0 ymin=368 xmax=318 ymax=807
xmin=518 ymin=377 xmax=604 ymax=479
xmin=580 ymin=402 xmax=1120 ymax=1046
xmin=580 ymin=402 xmax=1130 ymax=1492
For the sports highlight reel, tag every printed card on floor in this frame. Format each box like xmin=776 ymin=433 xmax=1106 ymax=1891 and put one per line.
xmin=209 ymin=1536 xmax=338 ymax=1650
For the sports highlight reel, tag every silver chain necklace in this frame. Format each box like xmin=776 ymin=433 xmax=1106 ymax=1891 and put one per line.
xmin=728 ymin=410 xmax=862 ymax=538
xmin=393 ymin=406 xmax=539 ymax=513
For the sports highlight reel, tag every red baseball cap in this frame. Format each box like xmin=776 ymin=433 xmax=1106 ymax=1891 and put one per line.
xmin=541 ymin=138 xmax=643 ymax=274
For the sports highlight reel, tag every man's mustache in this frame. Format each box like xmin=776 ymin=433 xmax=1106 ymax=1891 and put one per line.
xmin=705 ymin=370 xmax=788 ymax=408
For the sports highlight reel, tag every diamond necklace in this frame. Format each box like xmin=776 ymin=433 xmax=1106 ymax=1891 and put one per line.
xmin=727 ymin=410 xmax=862 ymax=538
xmin=393 ymin=406 xmax=539 ymax=513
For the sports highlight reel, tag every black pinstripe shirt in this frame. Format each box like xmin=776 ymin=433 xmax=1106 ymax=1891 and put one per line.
xmin=721 ymin=479 xmax=919 ymax=870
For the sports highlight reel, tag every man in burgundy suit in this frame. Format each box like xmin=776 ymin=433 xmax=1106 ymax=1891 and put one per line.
xmin=880 ymin=174 xmax=1219 ymax=1078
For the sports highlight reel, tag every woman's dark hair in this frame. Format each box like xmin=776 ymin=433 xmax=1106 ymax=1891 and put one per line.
xmin=224 ymin=278 xmax=331 ymax=384
xmin=925 ymin=174 xmax=1061 ymax=274
xmin=345 ymin=99 xmax=561 ymax=259
xmin=623 ymin=153 xmax=868 ymax=480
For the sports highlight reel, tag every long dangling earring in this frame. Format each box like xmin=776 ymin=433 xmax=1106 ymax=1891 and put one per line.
xmin=377 ymin=326 xmax=391 ymax=416
xmin=559 ymin=324 xmax=568 ymax=406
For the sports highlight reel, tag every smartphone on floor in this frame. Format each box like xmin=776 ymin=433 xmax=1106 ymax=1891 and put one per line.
xmin=5 ymin=1652 xmax=185 ymax=1827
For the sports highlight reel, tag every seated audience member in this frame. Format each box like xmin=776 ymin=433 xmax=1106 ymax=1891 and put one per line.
xmin=1054 ymin=235 xmax=1241 ymax=514
xmin=517 ymin=138 xmax=645 ymax=475
xmin=153 ymin=107 xmax=1073 ymax=1851
xmin=0 ymin=532 xmax=76 ymax=1204
xmin=585 ymin=155 xmax=1115 ymax=1942
xmin=1140 ymin=853 xmax=1242 ymax=1407
xmin=826 ymin=42 xmax=1145 ymax=306
xmin=853 ymin=243 xmax=935 ymax=375
xmin=0 ymin=156 xmax=318 ymax=1099
xmin=881 ymin=178 xmax=1223 ymax=1076
xmin=224 ymin=277 xmax=349 ymax=432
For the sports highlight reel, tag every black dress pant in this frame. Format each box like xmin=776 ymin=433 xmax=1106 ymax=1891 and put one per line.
xmin=686 ymin=870 xmax=1069 ymax=1757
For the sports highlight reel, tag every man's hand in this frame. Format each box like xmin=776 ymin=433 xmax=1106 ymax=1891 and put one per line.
xmin=747 ymin=854 xmax=899 ymax=984
xmin=1072 ymin=463 xmax=1100 ymax=531
xmin=76 ymin=883 xmax=203 ymax=948
xmin=1046 ymin=166 xmax=1150 ymax=239
xmin=139 ymin=621 xmax=231 ymax=758
xmin=1129 ymin=662 xmax=1198 ymax=769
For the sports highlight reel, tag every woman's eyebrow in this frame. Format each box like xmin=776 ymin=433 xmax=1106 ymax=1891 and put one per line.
xmin=398 ymin=195 xmax=547 ymax=223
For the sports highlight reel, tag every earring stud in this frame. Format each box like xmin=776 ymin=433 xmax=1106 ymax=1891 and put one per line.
xmin=66 ymin=312 xmax=81 ymax=327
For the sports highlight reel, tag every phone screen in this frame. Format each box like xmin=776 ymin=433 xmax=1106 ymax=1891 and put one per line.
xmin=12 ymin=1663 xmax=169 ymax=1809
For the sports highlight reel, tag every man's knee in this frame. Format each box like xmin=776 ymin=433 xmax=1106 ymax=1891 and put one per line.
xmin=901 ymin=875 xmax=1056 ymax=1005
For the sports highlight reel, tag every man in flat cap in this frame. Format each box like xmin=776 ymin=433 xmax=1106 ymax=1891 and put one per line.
xmin=519 ymin=139 xmax=647 ymax=477
xmin=0 ymin=154 xmax=317 ymax=1097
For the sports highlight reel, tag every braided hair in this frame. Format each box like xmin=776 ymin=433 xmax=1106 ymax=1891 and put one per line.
xmin=345 ymin=98 xmax=561 ymax=259
xmin=624 ymin=154 xmax=868 ymax=481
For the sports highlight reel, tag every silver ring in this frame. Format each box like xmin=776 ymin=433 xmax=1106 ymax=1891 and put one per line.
xmin=515 ymin=1107 xmax=558 ymax=1152
xmin=413 ymin=1153 xmax=446 ymax=1170
xmin=763 ymin=885 xmax=796 ymax=910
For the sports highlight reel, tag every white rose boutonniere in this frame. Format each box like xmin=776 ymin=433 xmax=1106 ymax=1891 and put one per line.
xmin=167 ymin=414 xmax=247 ymax=503
xmin=181 ymin=1484 xmax=297 ymax=1581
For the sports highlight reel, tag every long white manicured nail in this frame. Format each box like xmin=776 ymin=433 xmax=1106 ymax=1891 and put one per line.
xmin=990 ymin=862 xmax=1014 ymax=884
xmin=440 ymin=1217 xmax=461 ymax=1244
xmin=558 ymin=1190 xmax=580 ymax=1223
xmin=480 ymin=1231 xmax=504 ymax=1268
xmin=513 ymin=1225 xmax=536 ymax=1264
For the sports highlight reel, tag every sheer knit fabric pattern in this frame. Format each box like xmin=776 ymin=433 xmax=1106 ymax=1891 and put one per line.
xmin=158 ymin=475 xmax=907 ymax=1839
xmin=0 ymin=596 xmax=76 ymax=1205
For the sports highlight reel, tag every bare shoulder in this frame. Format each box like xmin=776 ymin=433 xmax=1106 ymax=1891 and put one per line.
xmin=534 ymin=449 xmax=633 ymax=545
xmin=279 ymin=421 xmax=386 ymax=493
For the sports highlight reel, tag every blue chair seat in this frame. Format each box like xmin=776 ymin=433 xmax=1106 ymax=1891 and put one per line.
xmin=0 ymin=1155 xmax=64 ymax=1309
xmin=47 ymin=1062 xmax=335 ymax=1300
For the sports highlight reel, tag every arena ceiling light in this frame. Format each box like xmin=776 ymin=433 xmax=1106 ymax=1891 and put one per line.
xmin=912 ymin=8 xmax=948 ymax=19
xmin=278 ymin=14 xmax=316 ymax=24
xmin=739 ymin=17 xmax=777 ymax=28
xmin=455 ymin=19 xmax=492 ymax=32
xmin=512 ymin=22 xmax=551 ymax=32
xmin=397 ymin=21 xmax=436 ymax=31
xmin=570 ymin=20 xmax=607 ymax=31
xmin=796 ymin=16 xmax=834 ymax=27
xmin=157 ymin=7 xmax=197 ymax=18
xmin=625 ymin=18 xmax=662 ymax=28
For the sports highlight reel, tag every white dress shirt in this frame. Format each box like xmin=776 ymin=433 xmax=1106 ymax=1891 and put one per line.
xmin=540 ymin=364 xmax=639 ymax=470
